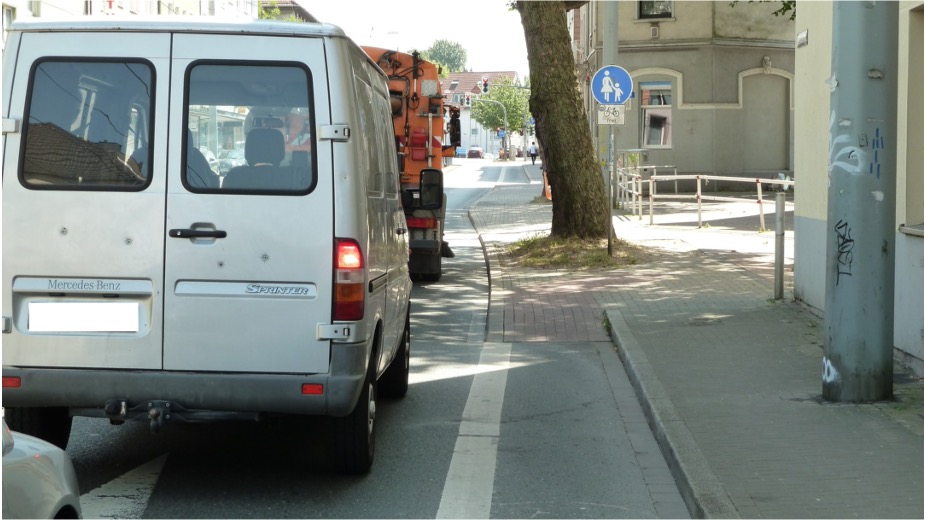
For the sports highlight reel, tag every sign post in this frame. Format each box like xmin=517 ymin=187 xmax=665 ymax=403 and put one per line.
xmin=591 ymin=66 xmax=633 ymax=256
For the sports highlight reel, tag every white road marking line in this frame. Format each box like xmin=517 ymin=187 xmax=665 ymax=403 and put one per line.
xmin=436 ymin=341 xmax=511 ymax=519
xmin=80 ymin=454 xmax=167 ymax=519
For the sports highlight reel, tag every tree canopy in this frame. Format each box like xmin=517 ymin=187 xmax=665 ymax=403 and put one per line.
xmin=470 ymin=76 xmax=531 ymax=138
xmin=421 ymin=40 xmax=467 ymax=72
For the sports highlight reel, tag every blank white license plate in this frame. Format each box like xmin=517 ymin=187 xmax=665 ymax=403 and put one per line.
xmin=28 ymin=302 xmax=140 ymax=332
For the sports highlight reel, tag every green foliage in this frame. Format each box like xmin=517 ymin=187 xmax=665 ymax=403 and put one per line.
xmin=423 ymin=40 xmax=467 ymax=72
xmin=470 ymin=76 xmax=532 ymax=136
xmin=429 ymin=60 xmax=450 ymax=79
xmin=258 ymin=0 xmax=301 ymax=21
xmin=728 ymin=0 xmax=796 ymax=21
xmin=769 ymin=0 xmax=796 ymax=20
xmin=258 ymin=0 xmax=280 ymax=19
xmin=413 ymin=51 xmax=450 ymax=79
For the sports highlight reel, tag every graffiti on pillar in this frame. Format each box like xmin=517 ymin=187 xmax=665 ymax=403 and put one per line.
xmin=822 ymin=356 xmax=841 ymax=384
xmin=829 ymin=111 xmax=864 ymax=174
xmin=868 ymin=127 xmax=884 ymax=178
xmin=834 ymin=219 xmax=855 ymax=285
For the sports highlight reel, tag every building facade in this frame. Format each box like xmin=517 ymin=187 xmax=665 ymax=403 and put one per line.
xmin=570 ymin=1 xmax=923 ymax=375
xmin=570 ymin=1 xmax=794 ymax=186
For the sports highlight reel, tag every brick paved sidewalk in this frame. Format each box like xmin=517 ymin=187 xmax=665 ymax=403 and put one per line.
xmin=469 ymin=183 xmax=924 ymax=519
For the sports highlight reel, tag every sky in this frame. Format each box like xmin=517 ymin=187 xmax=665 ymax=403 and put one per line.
xmin=298 ymin=0 xmax=530 ymax=80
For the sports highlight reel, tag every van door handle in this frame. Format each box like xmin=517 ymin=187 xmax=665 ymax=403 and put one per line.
xmin=169 ymin=228 xmax=227 ymax=239
xmin=396 ymin=228 xmax=407 ymax=235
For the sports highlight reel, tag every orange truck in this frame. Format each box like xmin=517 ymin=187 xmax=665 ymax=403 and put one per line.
xmin=363 ymin=47 xmax=461 ymax=282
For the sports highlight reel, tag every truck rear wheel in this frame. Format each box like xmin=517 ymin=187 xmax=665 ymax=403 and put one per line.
xmin=330 ymin=359 xmax=376 ymax=474
xmin=410 ymin=249 xmax=442 ymax=283
xmin=5 ymin=407 xmax=73 ymax=450
xmin=421 ymin=254 xmax=442 ymax=282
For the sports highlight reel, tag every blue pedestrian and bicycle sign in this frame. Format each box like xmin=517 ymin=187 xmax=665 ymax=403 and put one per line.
xmin=591 ymin=65 xmax=633 ymax=105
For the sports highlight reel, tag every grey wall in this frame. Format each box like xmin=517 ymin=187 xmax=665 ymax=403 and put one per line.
xmin=615 ymin=45 xmax=793 ymax=190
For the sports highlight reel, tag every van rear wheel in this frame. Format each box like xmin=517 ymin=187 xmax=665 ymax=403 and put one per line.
xmin=5 ymin=407 xmax=73 ymax=450
xmin=331 ymin=361 xmax=376 ymax=474
xmin=380 ymin=311 xmax=410 ymax=398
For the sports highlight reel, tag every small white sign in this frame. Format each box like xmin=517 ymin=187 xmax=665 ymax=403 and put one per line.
xmin=597 ymin=104 xmax=625 ymax=125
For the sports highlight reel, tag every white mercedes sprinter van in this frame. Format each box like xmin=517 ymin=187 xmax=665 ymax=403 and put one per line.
xmin=1 ymin=18 xmax=428 ymax=474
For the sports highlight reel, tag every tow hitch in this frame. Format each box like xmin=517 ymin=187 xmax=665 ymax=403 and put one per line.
xmin=101 ymin=398 xmax=261 ymax=433
xmin=147 ymin=401 xmax=172 ymax=434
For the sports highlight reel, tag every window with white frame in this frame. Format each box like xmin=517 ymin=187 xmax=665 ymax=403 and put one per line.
xmin=640 ymin=81 xmax=672 ymax=148
xmin=639 ymin=1 xmax=672 ymax=19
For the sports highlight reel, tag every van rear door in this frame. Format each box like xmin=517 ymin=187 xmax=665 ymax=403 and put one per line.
xmin=162 ymin=34 xmax=333 ymax=374
xmin=2 ymin=32 xmax=169 ymax=370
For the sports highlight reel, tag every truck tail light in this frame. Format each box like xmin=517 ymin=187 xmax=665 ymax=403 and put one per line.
xmin=410 ymin=127 xmax=428 ymax=161
xmin=406 ymin=217 xmax=438 ymax=229
xmin=334 ymin=238 xmax=365 ymax=321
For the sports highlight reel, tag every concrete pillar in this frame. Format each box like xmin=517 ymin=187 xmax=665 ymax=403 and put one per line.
xmin=823 ymin=1 xmax=898 ymax=402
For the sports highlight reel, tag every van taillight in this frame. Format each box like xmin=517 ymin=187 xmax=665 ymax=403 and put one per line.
xmin=334 ymin=238 xmax=365 ymax=321
xmin=2 ymin=377 xmax=21 ymax=388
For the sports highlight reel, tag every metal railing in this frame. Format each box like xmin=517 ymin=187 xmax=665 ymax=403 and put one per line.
xmin=645 ymin=174 xmax=795 ymax=230
xmin=609 ymin=170 xmax=795 ymax=299
xmin=614 ymin=165 xmax=678 ymax=219
xmin=610 ymin=171 xmax=795 ymax=299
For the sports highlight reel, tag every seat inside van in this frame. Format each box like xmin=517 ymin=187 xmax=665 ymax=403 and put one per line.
xmin=222 ymin=128 xmax=288 ymax=190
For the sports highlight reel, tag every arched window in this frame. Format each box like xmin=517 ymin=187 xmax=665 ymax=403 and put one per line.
xmin=640 ymin=81 xmax=672 ymax=148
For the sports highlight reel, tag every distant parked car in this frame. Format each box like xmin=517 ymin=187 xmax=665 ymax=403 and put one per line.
xmin=218 ymin=148 xmax=246 ymax=174
xmin=467 ymin=146 xmax=484 ymax=159
xmin=2 ymin=418 xmax=82 ymax=519
xmin=455 ymin=146 xmax=467 ymax=158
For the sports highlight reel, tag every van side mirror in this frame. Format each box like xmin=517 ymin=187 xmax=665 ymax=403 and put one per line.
xmin=418 ymin=168 xmax=443 ymax=210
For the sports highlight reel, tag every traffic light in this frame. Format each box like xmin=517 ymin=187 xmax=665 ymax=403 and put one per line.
xmin=482 ymin=76 xmax=489 ymax=93
xmin=465 ymin=94 xmax=470 ymax=106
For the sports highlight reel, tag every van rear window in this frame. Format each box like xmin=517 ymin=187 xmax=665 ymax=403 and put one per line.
xmin=185 ymin=62 xmax=316 ymax=195
xmin=21 ymin=59 xmax=154 ymax=190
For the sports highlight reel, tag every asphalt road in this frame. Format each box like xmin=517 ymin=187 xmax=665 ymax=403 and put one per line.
xmin=66 ymin=158 xmax=685 ymax=518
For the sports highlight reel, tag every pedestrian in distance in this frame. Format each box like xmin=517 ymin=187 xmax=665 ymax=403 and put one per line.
xmin=528 ymin=141 xmax=538 ymax=165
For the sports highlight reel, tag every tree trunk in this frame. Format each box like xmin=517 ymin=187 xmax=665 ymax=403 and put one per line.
xmin=517 ymin=0 xmax=608 ymax=239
